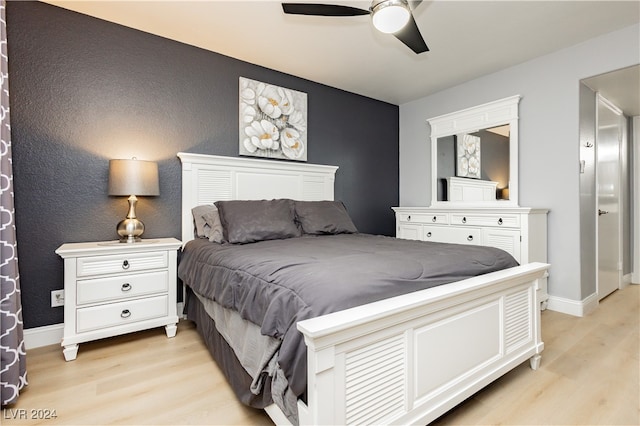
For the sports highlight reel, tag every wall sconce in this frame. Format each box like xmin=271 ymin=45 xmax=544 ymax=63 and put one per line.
xmin=108 ymin=158 xmax=159 ymax=243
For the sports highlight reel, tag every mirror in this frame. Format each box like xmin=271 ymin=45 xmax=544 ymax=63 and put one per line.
xmin=428 ymin=95 xmax=520 ymax=206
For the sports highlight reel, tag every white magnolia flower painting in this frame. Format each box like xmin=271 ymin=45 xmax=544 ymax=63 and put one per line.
xmin=456 ymin=134 xmax=481 ymax=178
xmin=239 ymin=77 xmax=308 ymax=161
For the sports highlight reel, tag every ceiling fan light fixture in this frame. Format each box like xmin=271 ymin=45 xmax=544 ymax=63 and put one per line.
xmin=371 ymin=0 xmax=410 ymax=34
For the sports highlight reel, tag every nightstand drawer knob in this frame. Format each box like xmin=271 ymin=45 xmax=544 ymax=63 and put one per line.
xmin=122 ymin=260 xmax=130 ymax=270
xmin=121 ymin=283 xmax=132 ymax=292
xmin=426 ymin=232 xmax=432 ymax=237
xmin=498 ymin=218 xmax=503 ymax=225
xmin=462 ymin=217 xmax=467 ymax=223
xmin=467 ymin=235 xmax=474 ymax=241
xmin=432 ymin=216 xmax=437 ymax=222
xmin=120 ymin=309 xmax=131 ymax=319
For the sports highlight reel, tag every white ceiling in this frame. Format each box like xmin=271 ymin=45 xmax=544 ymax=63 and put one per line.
xmin=582 ymin=65 xmax=640 ymax=117
xmin=43 ymin=0 xmax=640 ymax=107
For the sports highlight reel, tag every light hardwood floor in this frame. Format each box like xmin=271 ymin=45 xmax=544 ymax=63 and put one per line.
xmin=4 ymin=285 xmax=639 ymax=425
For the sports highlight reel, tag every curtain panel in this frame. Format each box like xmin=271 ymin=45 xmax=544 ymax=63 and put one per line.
xmin=0 ymin=0 xmax=27 ymax=406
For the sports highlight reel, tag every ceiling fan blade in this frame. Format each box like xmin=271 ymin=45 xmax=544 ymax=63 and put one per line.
xmin=282 ymin=3 xmax=370 ymax=17
xmin=393 ymin=13 xmax=429 ymax=54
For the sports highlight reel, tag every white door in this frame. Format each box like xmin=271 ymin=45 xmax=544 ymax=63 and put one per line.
xmin=596 ymin=95 xmax=622 ymax=301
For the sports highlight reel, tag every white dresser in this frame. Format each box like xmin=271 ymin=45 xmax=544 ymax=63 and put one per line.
xmin=56 ymin=238 xmax=182 ymax=361
xmin=393 ymin=207 xmax=548 ymax=307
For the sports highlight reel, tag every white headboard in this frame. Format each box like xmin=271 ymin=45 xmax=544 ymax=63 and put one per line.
xmin=177 ymin=152 xmax=338 ymax=244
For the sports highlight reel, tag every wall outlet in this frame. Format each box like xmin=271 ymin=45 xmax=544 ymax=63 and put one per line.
xmin=51 ymin=289 xmax=64 ymax=307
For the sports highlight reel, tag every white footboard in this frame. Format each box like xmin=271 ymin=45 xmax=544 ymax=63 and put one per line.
xmin=293 ymin=262 xmax=548 ymax=425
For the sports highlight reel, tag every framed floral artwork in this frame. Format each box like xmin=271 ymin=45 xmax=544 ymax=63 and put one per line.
xmin=239 ymin=77 xmax=307 ymax=161
xmin=456 ymin=134 xmax=481 ymax=178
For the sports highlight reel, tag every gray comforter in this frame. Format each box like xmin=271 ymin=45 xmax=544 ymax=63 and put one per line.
xmin=178 ymin=233 xmax=518 ymax=398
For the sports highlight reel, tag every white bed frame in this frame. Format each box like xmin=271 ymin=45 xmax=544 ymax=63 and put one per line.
xmin=178 ymin=152 xmax=549 ymax=426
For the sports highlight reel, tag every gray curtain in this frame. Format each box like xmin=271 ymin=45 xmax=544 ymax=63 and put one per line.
xmin=0 ymin=0 xmax=27 ymax=406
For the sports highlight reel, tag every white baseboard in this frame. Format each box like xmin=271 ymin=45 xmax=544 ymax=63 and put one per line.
xmin=24 ymin=302 xmax=185 ymax=350
xmin=633 ymin=272 xmax=640 ymax=285
xmin=546 ymin=292 xmax=598 ymax=317
xmin=24 ymin=323 xmax=63 ymax=350
xmin=622 ymin=273 xmax=633 ymax=288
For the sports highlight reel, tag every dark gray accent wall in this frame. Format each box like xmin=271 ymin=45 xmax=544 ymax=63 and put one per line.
xmin=6 ymin=2 xmax=399 ymax=329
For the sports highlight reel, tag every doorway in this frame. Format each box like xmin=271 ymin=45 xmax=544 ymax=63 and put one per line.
xmin=596 ymin=94 xmax=624 ymax=300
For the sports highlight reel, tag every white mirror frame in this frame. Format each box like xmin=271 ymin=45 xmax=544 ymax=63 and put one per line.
xmin=427 ymin=95 xmax=521 ymax=207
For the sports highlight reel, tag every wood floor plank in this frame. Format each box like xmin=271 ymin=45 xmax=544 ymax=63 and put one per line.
xmin=4 ymin=285 xmax=638 ymax=425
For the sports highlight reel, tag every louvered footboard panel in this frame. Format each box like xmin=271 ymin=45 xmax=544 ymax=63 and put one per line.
xmin=505 ymin=289 xmax=533 ymax=352
xmin=345 ymin=335 xmax=406 ymax=425
xmin=297 ymin=264 xmax=547 ymax=426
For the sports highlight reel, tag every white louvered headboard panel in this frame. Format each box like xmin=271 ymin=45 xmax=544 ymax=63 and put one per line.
xmin=177 ymin=153 xmax=338 ymax=244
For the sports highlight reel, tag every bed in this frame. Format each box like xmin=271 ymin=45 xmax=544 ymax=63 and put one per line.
xmin=177 ymin=152 xmax=549 ymax=425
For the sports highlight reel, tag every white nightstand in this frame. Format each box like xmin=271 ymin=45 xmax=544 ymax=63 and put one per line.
xmin=55 ymin=238 xmax=182 ymax=361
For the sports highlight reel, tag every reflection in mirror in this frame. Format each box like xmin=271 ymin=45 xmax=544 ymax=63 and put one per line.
xmin=436 ymin=125 xmax=510 ymax=202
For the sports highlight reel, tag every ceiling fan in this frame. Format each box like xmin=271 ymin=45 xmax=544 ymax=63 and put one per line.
xmin=281 ymin=0 xmax=429 ymax=54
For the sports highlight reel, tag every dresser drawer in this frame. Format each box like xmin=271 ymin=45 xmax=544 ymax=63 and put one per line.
xmin=76 ymin=295 xmax=168 ymax=333
xmin=77 ymin=271 xmax=168 ymax=305
xmin=423 ymin=226 xmax=482 ymax=245
xmin=450 ymin=213 xmax=520 ymax=228
xmin=398 ymin=212 xmax=448 ymax=224
xmin=76 ymin=251 xmax=168 ymax=277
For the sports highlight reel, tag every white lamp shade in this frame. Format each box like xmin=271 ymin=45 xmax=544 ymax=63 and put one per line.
xmin=372 ymin=1 xmax=410 ymax=34
xmin=108 ymin=159 xmax=159 ymax=196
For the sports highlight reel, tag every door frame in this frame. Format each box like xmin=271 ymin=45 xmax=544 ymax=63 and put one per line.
xmin=595 ymin=93 xmax=624 ymax=299
xmin=634 ymin=116 xmax=639 ymax=285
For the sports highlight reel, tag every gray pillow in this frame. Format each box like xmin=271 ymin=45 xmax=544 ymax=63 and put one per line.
xmin=294 ymin=200 xmax=358 ymax=235
xmin=215 ymin=199 xmax=301 ymax=244
xmin=191 ymin=205 xmax=217 ymax=239
xmin=202 ymin=209 xmax=224 ymax=243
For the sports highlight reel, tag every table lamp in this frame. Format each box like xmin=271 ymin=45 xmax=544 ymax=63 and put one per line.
xmin=108 ymin=158 xmax=159 ymax=243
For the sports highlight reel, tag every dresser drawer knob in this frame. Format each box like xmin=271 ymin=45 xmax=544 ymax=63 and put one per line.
xmin=467 ymin=235 xmax=474 ymax=241
xmin=426 ymin=232 xmax=432 ymax=237
xmin=122 ymin=260 xmax=130 ymax=270
xmin=407 ymin=215 xmax=411 ymax=221
xmin=120 ymin=309 xmax=131 ymax=319
xmin=432 ymin=216 xmax=437 ymax=222
xmin=498 ymin=218 xmax=503 ymax=225
xmin=121 ymin=283 xmax=132 ymax=292
xmin=462 ymin=217 xmax=467 ymax=223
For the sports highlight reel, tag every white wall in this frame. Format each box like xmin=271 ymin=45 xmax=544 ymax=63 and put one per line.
xmin=399 ymin=24 xmax=640 ymax=302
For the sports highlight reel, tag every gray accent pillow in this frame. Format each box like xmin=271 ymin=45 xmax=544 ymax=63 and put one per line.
xmin=191 ymin=205 xmax=216 ymax=239
xmin=202 ymin=209 xmax=224 ymax=243
xmin=294 ymin=200 xmax=358 ymax=235
xmin=215 ymin=199 xmax=301 ymax=244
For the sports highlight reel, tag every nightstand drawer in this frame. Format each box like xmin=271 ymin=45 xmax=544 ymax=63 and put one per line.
xmin=76 ymin=251 xmax=168 ymax=277
xmin=76 ymin=295 xmax=168 ymax=333
xmin=77 ymin=271 xmax=168 ymax=305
